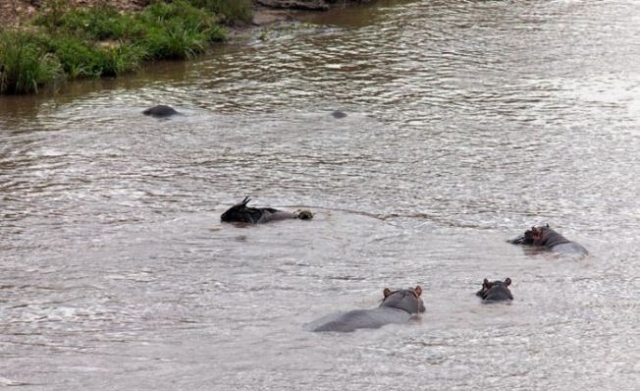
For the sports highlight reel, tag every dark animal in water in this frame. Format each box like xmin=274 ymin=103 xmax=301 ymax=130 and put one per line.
xmin=508 ymin=224 xmax=588 ymax=255
xmin=331 ymin=110 xmax=347 ymax=119
xmin=476 ymin=278 xmax=513 ymax=302
xmin=142 ymin=105 xmax=181 ymax=118
xmin=220 ymin=197 xmax=313 ymax=224
xmin=308 ymin=286 xmax=425 ymax=332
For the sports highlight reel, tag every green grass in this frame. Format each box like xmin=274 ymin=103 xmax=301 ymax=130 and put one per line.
xmin=0 ymin=31 xmax=63 ymax=94
xmin=137 ymin=1 xmax=225 ymax=59
xmin=45 ymin=35 xmax=144 ymax=78
xmin=186 ymin=0 xmax=253 ymax=25
xmin=52 ymin=6 xmax=134 ymax=40
xmin=1 ymin=0 xmax=243 ymax=95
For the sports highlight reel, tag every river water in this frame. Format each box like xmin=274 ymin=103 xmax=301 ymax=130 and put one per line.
xmin=1 ymin=0 xmax=639 ymax=389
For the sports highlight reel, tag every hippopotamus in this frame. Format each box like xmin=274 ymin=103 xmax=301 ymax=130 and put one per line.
xmin=308 ymin=286 xmax=425 ymax=332
xmin=331 ymin=110 xmax=347 ymax=119
xmin=476 ymin=278 xmax=513 ymax=302
xmin=220 ymin=197 xmax=313 ymax=224
xmin=142 ymin=105 xmax=181 ymax=118
xmin=508 ymin=224 xmax=588 ymax=255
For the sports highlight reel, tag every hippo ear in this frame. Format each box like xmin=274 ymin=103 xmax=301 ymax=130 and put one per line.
xmin=413 ymin=286 xmax=422 ymax=297
xmin=483 ymin=279 xmax=491 ymax=289
xmin=504 ymin=278 xmax=512 ymax=286
xmin=383 ymin=288 xmax=392 ymax=298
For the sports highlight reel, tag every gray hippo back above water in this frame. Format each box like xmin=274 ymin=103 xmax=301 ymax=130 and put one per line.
xmin=508 ymin=224 xmax=588 ymax=255
xmin=220 ymin=197 xmax=313 ymax=224
xmin=330 ymin=110 xmax=347 ymax=119
xmin=308 ymin=286 xmax=425 ymax=333
xmin=476 ymin=278 xmax=513 ymax=302
xmin=142 ymin=105 xmax=181 ymax=118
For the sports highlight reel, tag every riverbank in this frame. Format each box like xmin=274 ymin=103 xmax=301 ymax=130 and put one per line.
xmin=0 ymin=1 xmax=371 ymax=95
xmin=0 ymin=0 xmax=372 ymax=29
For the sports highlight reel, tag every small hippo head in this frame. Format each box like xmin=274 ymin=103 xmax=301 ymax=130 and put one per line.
xmin=221 ymin=197 xmax=262 ymax=224
xmin=508 ymin=224 xmax=551 ymax=245
xmin=380 ymin=286 xmax=426 ymax=314
xmin=530 ymin=224 xmax=575 ymax=248
xmin=476 ymin=278 xmax=513 ymax=302
xmin=529 ymin=224 xmax=551 ymax=246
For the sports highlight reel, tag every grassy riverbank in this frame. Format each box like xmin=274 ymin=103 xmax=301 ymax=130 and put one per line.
xmin=0 ymin=0 xmax=252 ymax=94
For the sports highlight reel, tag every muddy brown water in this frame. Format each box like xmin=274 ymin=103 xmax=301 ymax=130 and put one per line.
xmin=1 ymin=1 xmax=639 ymax=389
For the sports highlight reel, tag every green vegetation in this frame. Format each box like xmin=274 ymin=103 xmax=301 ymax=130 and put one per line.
xmin=186 ymin=0 xmax=253 ymax=24
xmin=0 ymin=0 xmax=252 ymax=94
xmin=0 ymin=31 xmax=63 ymax=94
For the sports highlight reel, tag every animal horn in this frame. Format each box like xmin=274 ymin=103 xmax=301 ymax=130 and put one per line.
xmin=241 ymin=196 xmax=251 ymax=205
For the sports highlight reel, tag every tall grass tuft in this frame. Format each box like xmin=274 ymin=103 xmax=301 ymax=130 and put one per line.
xmin=0 ymin=31 xmax=63 ymax=94
xmin=35 ymin=0 xmax=72 ymax=30
xmin=136 ymin=1 xmax=225 ymax=59
xmin=186 ymin=0 xmax=253 ymax=25
xmin=143 ymin=25 xmax=207 ymax=60
xmin=54 ymin=6 xmax=134 ymax=41
xmin=45 ymin=35 xmax=145 ymax=78
xmin=98 ymin=43 xmax=146 ymax=76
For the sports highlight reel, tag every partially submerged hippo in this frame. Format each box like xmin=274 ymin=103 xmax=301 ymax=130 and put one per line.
xmin=508 ymin=224 xmax=588 ymax=255
xmin=476 ymin=278 xmax=513 ymax=302
xmin=142 ymin=105 xmax=181 ymax=118
xmin=220 ymin=197 xmax=313 ymax=224
xmin=331 ymin=110 xmax=347 ymax=119
xmin=308 ymin=286 xmax=425 ymax=332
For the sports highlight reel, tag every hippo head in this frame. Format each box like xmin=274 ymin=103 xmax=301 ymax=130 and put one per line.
xmin=508 ymin=224 xmax=551 ymax=245
xmin=221 ymin=197 xmax=262 ymax=224
xmin=380 ymin=286 xmax=426 ymax=314
xmin=476 ymin=278 xmax=513 ymax=301
xmin=529 ymin=224 xmax=551 ymax=246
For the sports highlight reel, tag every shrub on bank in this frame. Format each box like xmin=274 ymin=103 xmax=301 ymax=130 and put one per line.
xmin=0 ymin=0 xmax=244 ymax=95
xmin=0 ymin=31 xmax=63 ymax=94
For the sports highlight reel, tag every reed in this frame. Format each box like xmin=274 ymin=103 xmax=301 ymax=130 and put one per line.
xmin=0 ymin=31 xmax=63 ymax=94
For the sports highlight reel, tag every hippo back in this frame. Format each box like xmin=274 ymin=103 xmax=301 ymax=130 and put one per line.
xmin=142 ymin=105 xmax=180 ymax=118
xmin=510 ymin=225 xmax=588 ymax=255
xmin=551 ymin=241 xmax=588 ymax=255
xmin=308 ymin=308 xmax=413 ymax=333
xmin=309 ymin=286 xmax=425 ymax=333
xmin=535 ymin=227 xmax=571 ymax=248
